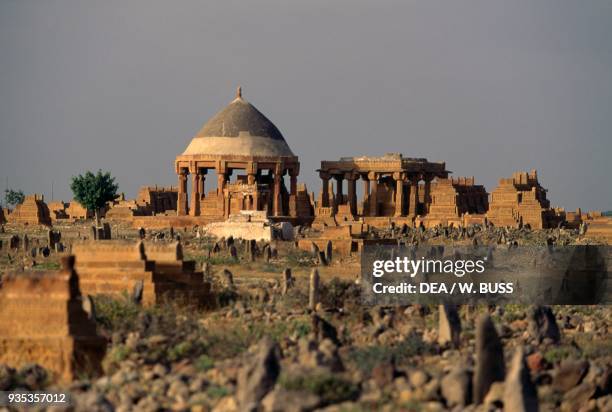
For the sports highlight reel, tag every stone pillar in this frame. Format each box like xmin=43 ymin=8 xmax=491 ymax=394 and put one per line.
xmin=247 ymin=162 xmax=258 ymax=211
xmin=335 ymin=175 xmax=343 ymax=202
xmin=423 ymin=176 xmax=432 ymax=214
xmin=199 ymin=172 xmax=206 ymax=198
xmin=267 ymin=190 xmax=273 ymax=214
xmin=190 ymin=173 xmax=201 ymax=216
xmin=217 ymin=173 xmax=226 ymax=195
xmin=363 ymin=177 xmax=370 ymax=216
xmin=177 ymin=170 xmax=188 ymax=216
xmin=320 ymin=171 xmax=330 ymax=207
xmin=408 ymin=175 xmax=419 ymax=217
xmin=394 ymin=172 xmax=405 ymax=217
xmin=273 ymin=166 xmax=283 ymax=216
xmin=346 ymin=173 xmax=357 ymax=216
xmin=290 ymin=173 xmax=297 ymax=196
xmin=289 ymin=169 xmax=298 ymax=217
xmin=217 ymin=166 xmax=227 ymax=217
xmin=368 ymin=172 xmax=378 ymax=216
xmin=253 ymin=189 xmax=259 ymax=211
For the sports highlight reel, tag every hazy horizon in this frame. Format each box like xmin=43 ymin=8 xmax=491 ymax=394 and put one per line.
xmin=1 ymin=0 xmax=611 ymax=211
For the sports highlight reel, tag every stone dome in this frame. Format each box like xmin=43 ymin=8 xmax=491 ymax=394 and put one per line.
xmin=182 ymin=87 xmax=295 ymax=157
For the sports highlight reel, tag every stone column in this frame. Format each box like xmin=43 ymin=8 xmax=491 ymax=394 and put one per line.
xmin=394 ymin=172 xmax=405 ymax=217
xmin=346 ymin=173 xmax=357 ymax=216
xmin=189 ymin=173 xmax=201 ymax=216
xmin=248 ymin=162 xmax=258 ymax=211
xmin=290 ymin=173 xmax=298 ymax=196
xmin=423 ymin=176 xmax=432 ymax=214
xmin=217 ymin=174 xmax=226 ymax=195
xmin=216 ymin=166 xmax=227 ymax=217
xmin=273 ymin=166 xmax=283 ymax=216
xmin=267 ymin=189 xmax=273 ymax=215
xmin=199 ymin=172 xmax=206 ymax=198
xmin=177 ymin=169 xmax=188 ymax=216
xmin=368 ymin=172 xmax=378 ymax=216
xmin=335 ymin=175 xmax=343 ymax=201
xmin=320 ymin=171 xmax=330 ymax=207
xmin=363 ymin=177 xmax=370 ymax=216
xmin=253 ymin=189 xmax=259 ymax=211
xmin=408 ymin=175 xmax=419 ymax=217
xmin=289 ymin=169 xmax=298 ymax=217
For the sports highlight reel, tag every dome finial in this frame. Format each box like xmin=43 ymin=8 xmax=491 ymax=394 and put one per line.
xmin=235 ymin=86 xmax=242 ymax=100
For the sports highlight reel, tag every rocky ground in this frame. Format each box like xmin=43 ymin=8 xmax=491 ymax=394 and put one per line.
xmin=0 ymin=222 xmax=610 ymax=411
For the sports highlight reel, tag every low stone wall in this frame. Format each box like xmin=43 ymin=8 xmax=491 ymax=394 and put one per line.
xmin=204 ymin=221 xmax=272 ymax=241
xmin=131 ymin=215 xmax=218 ymax=229
xmin=586 ymin=217 xmax=612 ymax=243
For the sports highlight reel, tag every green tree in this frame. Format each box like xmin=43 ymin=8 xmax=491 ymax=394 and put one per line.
xmin=70 ymin=170 xmax=119 ymax=224
xmin=4 ymin=189 xmax=25 ymax=208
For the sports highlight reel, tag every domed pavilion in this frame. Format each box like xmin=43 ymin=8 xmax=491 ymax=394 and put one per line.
xmin=174 ymin=87 xmax=308 ymax=221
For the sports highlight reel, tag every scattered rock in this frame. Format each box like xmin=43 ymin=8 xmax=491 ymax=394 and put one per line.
xmin=311 ymin=314 xmax=339 ymax=345
xmin=325 ymin=240 xmax=333 ymax=264
xmin=261 ymin=387 xmax=320 ymax=412
xmin=438 ymin=304 xmax=461 ymax=348
xmin=504 ymin=346 xmax=538 ymax=412
xmin=0 ymin=365 xmax=15 ymax=391
xmin=132 ymin=280 xmax=144 ymax=304
xmin=223 ymin=269 xmax=235 ymax=289
xmin=553 ymin=359 xmax=589 ymax=392
xmin=236 ymin=337 xmax=281 ymax=412
xmin=281 ymin=268 xmax=293 ymax=295
xmin=441 ymin=366 xmax=472 ymax=408
xmin=82 ymin=295 xmax=96 ymax=321
xmin=561 ymin=382 xmax=597 ymax=412
xmin=309 ymin=269 xmax=320 ymax=311
xmin=527 ymin=306 xmax=560 ymax=344
xmin=473 ymin=314 xmax=505 ymax=404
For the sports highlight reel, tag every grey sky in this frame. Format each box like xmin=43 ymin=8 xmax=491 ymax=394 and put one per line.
xmin=1 ymin=0 xmax=611 ymax=211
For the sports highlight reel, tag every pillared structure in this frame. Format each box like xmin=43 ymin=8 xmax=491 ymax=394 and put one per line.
xmin=174 ymin=87 xmax=312 ymax=224
xmin=316 ymin=153 xmax=449 ymax=225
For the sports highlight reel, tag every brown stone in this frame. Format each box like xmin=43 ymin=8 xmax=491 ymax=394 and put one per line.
xmin=504 ymin=346 xmax=538 ymax=412
xmin=281 ymin=268 xmax=292 ymax=295
xmin=438 ymin=304 xmax=461 ymax=348
xmin=487 ymin=170 xmax=561 ymax=229
xmin=425 ymin=177 xmax=488 ymax=227
xmin=65 ymin=201 xmax=92 ymax=220
xmin=7 ymin=194 xmax=51 ymax=226
xmin=73 ymin=240 xmax=211 ymax=306
xmin=0 ymin=257 xmax=105 ymax=383
xmin=526 ymin=352 xmax=544 ymax=373
xmin=309 ymin=269 xmax=320 ymax=311
xmin=473 ymin=314 xmax=505 ymax=404
xmin=47 ymin=201 xmax=69 ymax=221
xmin=553 ymin=360 xmax=589 ymax=392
